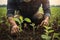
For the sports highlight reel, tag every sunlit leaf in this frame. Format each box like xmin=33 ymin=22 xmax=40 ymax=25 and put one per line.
xmin=44 ymin=26 xmax=48 ymax=29
xmin=0 ymin=20 xmax=3 ymax=23
xmin=24 ymin=18 xmax=31 ymax=23
xmin=54 ymin=33 xmax=60 ymax=38
xmin=30 ymin=23 xmax=35 ymax=27
xmin=41 ymin=35 xmax=51 ymax=40
xmin=19 ymin=16 xmax=23 ymax=23
xmin=48 ymin=27 xmax=52 ymax=29
xmin=44 ymin=26 xmax=52 ymax=30
xmin=14 ymin=18 xmax=21 ymax=24
xmin=44 ymin=29 xmax=48 ymax=33
xmin=48 ymin=30 xmax=54 ymax=33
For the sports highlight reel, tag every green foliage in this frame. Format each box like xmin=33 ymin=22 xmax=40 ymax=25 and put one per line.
xmin=14 ymin=18 xmax=21 ymax=24
xmin=13 ymin=16 xmax=23 ymax=32
xmin=0 ymin=7 xmax=7 ymax=23
xmin=50 ymin=7 xmax=60 ymax=25
xmin=0 ymin=7 xmax=6 ymax=17
xmin=13 ymin=16 xmax=32 ymax=32
xmin=30 ymin=23 xmax=35 ymax=27
xmin=41 ymin=26 xmax=54 ymax=40
xmin=24 ymin=18 xmax=31 ymax=23
xmin=52 ymin=33 xmax=60 ymax=40
xmin=19 ymin=16 xmax=23 ymax=23
xmin=0 ymin=6 xmax=60 ymax=40
xmin=41 ymin=34 xmax=51 ymax=40
xmin=44 ymin=26 xmax=54 ymax=34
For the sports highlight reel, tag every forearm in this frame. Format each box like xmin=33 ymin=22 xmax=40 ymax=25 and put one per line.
xmin=44 ymin=16 xmax=49 ymax=21
xmin=41 ymin=0 xmax=51 ymax=19
xmin=7 ymin=0 xmax=17 ymax=26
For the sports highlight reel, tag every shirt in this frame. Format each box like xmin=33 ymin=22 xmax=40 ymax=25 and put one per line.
xmin=7 ymin=0 xmax=51 ymax=17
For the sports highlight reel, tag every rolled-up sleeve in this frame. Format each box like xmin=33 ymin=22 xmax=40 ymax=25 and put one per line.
xmin=7 ymin=0 xmax=16 ymax=17
xmin=41 ymin=0 xmax=51 ymax=17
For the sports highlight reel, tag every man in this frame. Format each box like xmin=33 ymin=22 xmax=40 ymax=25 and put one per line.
xmin=7 ymin=0 xmax=51 ymax=34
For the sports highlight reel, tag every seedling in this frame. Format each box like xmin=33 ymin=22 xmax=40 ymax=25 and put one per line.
xmin=41 ymin=26 xmax=54 ymax=40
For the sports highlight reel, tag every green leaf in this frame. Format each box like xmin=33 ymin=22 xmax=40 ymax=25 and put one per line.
xmin=41 ymin=35 xmax=51 ymax=40
xmin=0 ymin=20 xmax=3 ymax=23
xmin=19 ymin=26 xmax=23 ymax=32
xmin=44 ymin=26 xmax=48 ymax=29
xmin=54 ymin=33 xmax=60 ymax=38
xmin=48 ymin=27 xmax=52 ymax=29
xmin=19 ymin=16 xmax=23 ymax=23
xmin=44 ymin=29 xmax=48 ymax=33
xmin=48 ymin=30 xmax=54 ymax=33
xmin=53 ymin=33 xmax=60 ymax=40
xmin=30 ymin=23 xmax=35 ymax=27
xmin=44 ymin=26 xmax=52 ymax=30
xmin=14 ymin=18 xmax=21 ymax=24
xmin=24 ymin=18 xmax=31 ymax=23
xmin=41 ymin=35 xmax=47 ymax=39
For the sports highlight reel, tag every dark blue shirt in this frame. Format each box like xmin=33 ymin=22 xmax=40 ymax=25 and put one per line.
xmin=7 ymin=0 xmax=51 ymax=17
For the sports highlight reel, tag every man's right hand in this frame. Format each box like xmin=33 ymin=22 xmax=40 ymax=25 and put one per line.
xmin=8 ymin=17 xmax=19 ymax=34
xmin=11 ymin=25 xmax=19 ymax=34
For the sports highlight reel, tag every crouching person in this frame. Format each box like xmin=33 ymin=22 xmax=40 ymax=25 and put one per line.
xmin=7 ymin=0 xmax=51 ymax=34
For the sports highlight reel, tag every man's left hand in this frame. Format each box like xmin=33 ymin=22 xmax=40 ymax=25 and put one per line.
xmin=40 ymin=16 xmax=49 ymax=26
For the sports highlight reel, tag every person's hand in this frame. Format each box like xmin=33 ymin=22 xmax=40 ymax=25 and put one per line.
xmin=8 ymin=17 xmax=19 ymax=34
xmin=40 ymin=16 xmax=49 ymax=26
xmin=11 ymin=25 xmax=19 ymax=34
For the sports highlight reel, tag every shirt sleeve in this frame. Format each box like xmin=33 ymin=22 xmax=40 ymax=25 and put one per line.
xmin=41 ymin=0 xmax=51 ymax=17
xmin=7 ymin=0 xmax=17 ymax=17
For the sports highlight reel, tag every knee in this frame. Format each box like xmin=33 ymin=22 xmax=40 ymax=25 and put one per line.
xmin=32 ymin=13 xmax=44 ymax=25
xmin=33 ymin=13 xmax=43 ymax=20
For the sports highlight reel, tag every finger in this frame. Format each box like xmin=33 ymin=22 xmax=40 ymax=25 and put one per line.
xmin=13 ymin=28 xmax=18 ymax=33
xmin=11 ymin=27 xmax=18 ymax=34
xmin=15 ymin=27 xmax=19 ymax=32
xmin=11 ymin=28 xmax=16 ymax=33
xmin=11 ymin=29 xmax=15 ymax=34
xmin=43 ymin=22 xmax=48 ymax=26
xmin=40 ymin=21 xmax=44 ymax=26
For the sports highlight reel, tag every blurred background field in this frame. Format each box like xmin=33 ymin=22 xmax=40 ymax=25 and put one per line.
xmin=0 ymin=7 xmax=6 ymax=17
